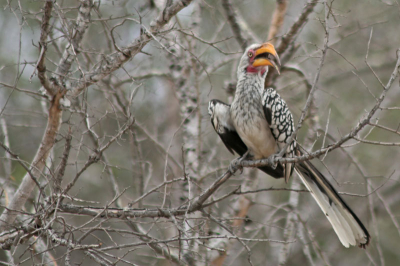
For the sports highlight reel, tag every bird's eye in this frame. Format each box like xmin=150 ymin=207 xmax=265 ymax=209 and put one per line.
xmin=248 ymin=51 xmax=253 ymax=58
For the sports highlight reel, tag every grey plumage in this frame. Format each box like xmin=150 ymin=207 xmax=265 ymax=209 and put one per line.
xmin=208 ymin=99 xmax=285 ymax=178
xmin=208 ymin=42 xmax=370 ymax=248
xmin=231 ymin=66 xmax=278 ymax=160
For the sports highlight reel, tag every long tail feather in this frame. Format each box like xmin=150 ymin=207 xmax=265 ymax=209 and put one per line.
xmin=294 ymin=156 xmax=370 ymax=248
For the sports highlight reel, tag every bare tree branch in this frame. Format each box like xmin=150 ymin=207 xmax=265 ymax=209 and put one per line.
xmin=69 ymin=0 xmax=193 ymax=96
xmin=0 ymin=1 xmax=399 ymax=264
xmin=221 ymin=0 xmax=248 ymax=50
xmin=36 ymin=0 xmax=55 ymax=95
xmin=267 ymin=0 xmax=288 ymax=44
xmin=265 ymin=0 xmax=319 ymax=86
xmin=0 ymin=90 xmax=64 ymax=231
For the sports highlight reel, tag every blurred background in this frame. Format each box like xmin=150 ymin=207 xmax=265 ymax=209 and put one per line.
xmin=0 ymin=0 xmax=399 ymax=265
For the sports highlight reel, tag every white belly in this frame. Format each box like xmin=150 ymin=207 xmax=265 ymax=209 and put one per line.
xmin=234 ymin=115 xmax=278 ymax=160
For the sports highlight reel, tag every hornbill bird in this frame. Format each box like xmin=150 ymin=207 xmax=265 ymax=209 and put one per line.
xmin=208 ymin=42 xmax=370 ymax=248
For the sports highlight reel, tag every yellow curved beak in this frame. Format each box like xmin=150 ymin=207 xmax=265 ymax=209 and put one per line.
xmin=252 ymin=43 xmax=281 ymax=74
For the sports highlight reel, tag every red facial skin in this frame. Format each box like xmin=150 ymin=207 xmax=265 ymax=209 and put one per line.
xmin=246 ymin=49 xmax=267 ymax=75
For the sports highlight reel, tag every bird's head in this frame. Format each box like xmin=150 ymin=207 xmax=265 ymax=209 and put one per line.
xmin=238 ymin=42 xmax=280 ymax=76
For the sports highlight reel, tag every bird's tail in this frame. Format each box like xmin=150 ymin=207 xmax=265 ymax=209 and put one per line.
xmin=294 ymin=151 xmax=370 ymax=248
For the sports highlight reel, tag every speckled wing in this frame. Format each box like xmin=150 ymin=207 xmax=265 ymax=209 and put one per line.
xmin=261 ymin=89 xmax=370 ymax=248
xmin=262 ymin=88 xmax=296 ymax=182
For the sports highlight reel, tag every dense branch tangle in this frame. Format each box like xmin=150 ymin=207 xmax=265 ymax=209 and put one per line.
xmin=0 ymin=0 xmax=400 ymax=265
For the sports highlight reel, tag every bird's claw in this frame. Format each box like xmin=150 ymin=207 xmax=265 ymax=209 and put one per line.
xmin=267 ymin=154 xmax=278 ymax=169
xmin=229 ymin=151 xmax=249 ymax=174
xmin=229 ymin=157 xmax=243 ymax=174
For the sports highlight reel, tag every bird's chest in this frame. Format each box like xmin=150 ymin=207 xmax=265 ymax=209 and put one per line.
xmin=231 ymin=96 xmax=265 ymax=132
xmin=231 ymin=93 xmax=277 ymax=158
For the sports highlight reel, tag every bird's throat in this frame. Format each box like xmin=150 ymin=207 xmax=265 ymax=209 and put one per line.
xmin=246 ymin=66 xmax=267 ymax=76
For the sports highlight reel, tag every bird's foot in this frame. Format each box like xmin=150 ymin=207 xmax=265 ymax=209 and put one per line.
xmin=229 ymin=157 xmax=243 ymax=174
xmin=229 ymin=151 xmax=250 ymax=174
xmin=267 ymin=153 xmax=279 ymax=169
